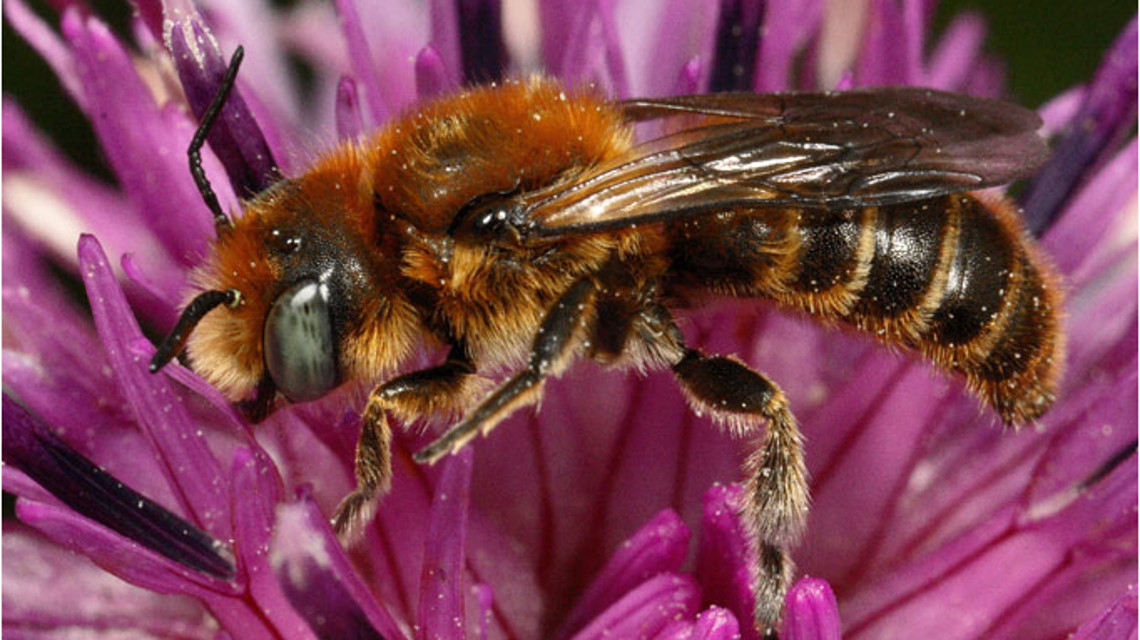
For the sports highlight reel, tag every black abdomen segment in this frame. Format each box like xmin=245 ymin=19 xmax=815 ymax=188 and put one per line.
xmin=664 ymin=194 xmax=1063 ymax=423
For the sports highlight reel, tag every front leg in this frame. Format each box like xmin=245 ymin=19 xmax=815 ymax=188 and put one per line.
xmin=333 ymin=346 xmax=478 ymax=540
xmin=414 ymin=278 xmax=596 ymax=464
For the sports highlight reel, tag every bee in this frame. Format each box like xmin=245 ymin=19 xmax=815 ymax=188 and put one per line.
xmin=151 ymin=47 xmax=1061 ymax=636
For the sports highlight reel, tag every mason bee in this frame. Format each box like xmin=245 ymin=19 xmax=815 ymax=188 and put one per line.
xmin=150 ymin=48 xmax=1061 ymax=636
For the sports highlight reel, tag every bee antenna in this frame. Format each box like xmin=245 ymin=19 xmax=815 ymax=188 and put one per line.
xmin=188 ymin=46 xmax=245 ymax=235
xmin=149 ymin=289 xmax=242 ymax=373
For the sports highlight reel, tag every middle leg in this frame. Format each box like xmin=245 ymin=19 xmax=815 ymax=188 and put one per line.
xmin=413 ymin=278 xmax=597 ymax=464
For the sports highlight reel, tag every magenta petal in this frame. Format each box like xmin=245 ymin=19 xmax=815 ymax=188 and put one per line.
xmin=15 ymin=499 xmax=237 ymax=598
xmin=2 ymin=101 xmax=183 ymax=295
xmin=651 ymin=607 xmax=741 ymax=640
xmin=855 ymin=0 xmax=902 ymax=85
xmin=272 ymin=490 xmax=410 ymax=640
xmin=418 ymin=448 xmax=475 ymax=640
xmin=3 ymin=396 xmax=235 ymax=580
xmin=3 ymin=466 xmax=58 ymax=506
xmin=708 ymin=0 xmax=764 ymax=92
xmin=782 ymin=578 xmax=841 ymax=640
xmin=62 ymin=10 xmax=214 ymax=263
xmin=754 ymin=0 xmax=822 ymax=92
xmin=898 ymin=0 xmax=924 ymax=84
xmin=1037 ymin=86 xmax=1087 ymax=136
xmin=1068 ymin=587 xmax=1138 ymax=640
xmin=456 ymin=0 xmax=508 ymax=83
xmin=925 ymin=12 xmax=986 ymax=90
xmin=121 ymin=253 xmax=181 ymax=329
xmin=674 ymin=57 xmax=703 ymax=95
xmin=228 ymin=448 xmax=316 ymax=639
xmin=334 ymin=0 xmax=389 ymax=124
xmin=559 ymin=3 xmax=630 ymax=98
xmin=166 ymin=16 xmax=279 ymax=195
xmin=78 ymin=235 xmax=231 ymax=539
xmin=697 ymin=484 xmax=759 ymax=640
xmin=637 ymin=0 xmax=715 ymax=97
xmin=569 ymin=573 xmax=701 ymax=640
xmin=1044 ymin=139 xmax=1139 ymax=277
xmin=416 ymin=45 xmax=456 ymax=99
xmin=4 ymin=0 xmax=83 ymax=106
xmin=473 ymin=583 xmax=495 ymax=640
xmin=3 ymin=526 xmax=215 ymax=639
xmin=556 ymin=509 xmax=691 ymax=639
xmin=430 ymin=0 xmax=463 ymax=87
xmin=691 ymin=607 xmax=743 ymax=640
xmin=279 ymin=483 xmax=412 ymax=638
xmin=336 ymin=75 xmax=364 ymax=140
xmin=1022 ymin=18 xmax=1138 ymax=233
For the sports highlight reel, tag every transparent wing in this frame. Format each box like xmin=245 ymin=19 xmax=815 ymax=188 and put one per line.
xmin=520 ymin=87 xmax=1047 ymax=237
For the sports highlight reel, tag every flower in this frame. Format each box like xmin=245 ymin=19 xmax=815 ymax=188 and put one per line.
xmin=3 ymin=1 xmax=1136 ymax=639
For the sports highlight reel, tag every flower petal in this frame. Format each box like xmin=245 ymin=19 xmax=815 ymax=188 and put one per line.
xmin=925 ymin=12 xmax=986 ymax=91
xmin=4 ymin=0 xmax=83 ymax=106
xmin=556 ymin=509 xmax=691 ymax=639
xmin=708 ymin=0 xmax=764 ymax=92
xmin=418 ymin=448 xmax=475 ymax=639
xmin=2 ymin=100 xmax=183 ymax=294
xmin=782 ymin=578 xmax=841 ymax=640
xmin=336 ymin=75 xmax=365 ymax=139
xmin=78 ymin=234 xmax=231 ymax=539
xmin=691 ymin=606 xmax=743 ymax=640
xmin=3 ymin=280 xmax=182 ymax=510
xmin=756 ymin=0 xmax=823 ymax=91
xmin=14 ymin=498 xmax=237 ymax=598
xmin=3 ymin=525 xmax=216 ymax=639
xmin=631 ymin=0 xmax=715 ymax=97
xmin=568 ymin=573 xmax=701 ymax=640
xmin=457 ymin=0 xmax=508 ymax=83
xmin=227 ymin=447 xmax=315 ymax=640
xmin=1022 ymin=18 xmax=1138 ymax=233
xmin=416 ymin=45 xmax=456 ymax=99
xmin=558 ymin=2 xmax=630 ymax=98
xmin=334 ymin=0 xmax=390 ymax=123
xmin=1068 ymin=586 xmax=1138 ymax=640
xmin=429 ymin=0 xmax=463 ymax=87
xmin=62 ymin=10 xmax=215 ymax=263
xmin=3 ymin=396 xmax=235 ymax=581
xmin=166 ymin=13 xmax=279 ymax=196
xmin=696 ymin=484 xmax=758 ymax=639
xmin=1044 ymin=139 xmax=1138 ymax=276
xmin=272 ymin=489 xmax=409 ymax=640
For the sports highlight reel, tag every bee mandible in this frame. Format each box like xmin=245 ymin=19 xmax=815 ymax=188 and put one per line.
xmin=150 ymin=47 xmax=1061 ymax=637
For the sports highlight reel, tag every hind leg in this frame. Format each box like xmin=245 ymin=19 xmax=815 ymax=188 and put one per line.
xmin=672 ymin=349 xmax=809 ymax=638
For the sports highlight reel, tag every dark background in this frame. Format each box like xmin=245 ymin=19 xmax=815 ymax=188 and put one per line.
xmin=3 ymin=0 xmax=1134 ymax=185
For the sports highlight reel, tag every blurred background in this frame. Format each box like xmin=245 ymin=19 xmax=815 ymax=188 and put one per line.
xmin=3 ymin=0 xmax=1136 ymax=193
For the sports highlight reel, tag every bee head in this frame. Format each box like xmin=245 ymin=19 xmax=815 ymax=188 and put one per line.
xmin=152 ymin=165 xmax=419 ymax=406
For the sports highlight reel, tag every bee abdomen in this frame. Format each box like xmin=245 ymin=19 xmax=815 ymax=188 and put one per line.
xmin=918 ymin=195 xmax=1063 ymax=423
xmin=787 ymin=194 xmax=1062 ymax=423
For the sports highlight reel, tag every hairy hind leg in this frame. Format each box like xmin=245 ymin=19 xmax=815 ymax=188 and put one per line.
xmin=673 ymin=349 xmax=809 ymax=638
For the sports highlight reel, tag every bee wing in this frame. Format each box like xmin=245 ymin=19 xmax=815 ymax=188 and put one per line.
xmin=522 ymin=87 xmax=1047 ymax=237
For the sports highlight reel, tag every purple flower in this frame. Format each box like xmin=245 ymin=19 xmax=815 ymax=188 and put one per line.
xmin=3 ymin=2 xmax=1135 ymax=639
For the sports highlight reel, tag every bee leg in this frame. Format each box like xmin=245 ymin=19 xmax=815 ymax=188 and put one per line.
xmin=333 ymin=347 xmax=476 ymax=541
xmin=332 ymin=393 xmax=393 ymax=543
xmin=414 ymin=278 xmax=596 ymax=465
xmin=672 ymin=349 xmax=809 ymax=639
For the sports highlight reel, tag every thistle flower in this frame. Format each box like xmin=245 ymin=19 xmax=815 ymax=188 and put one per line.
xmin=3 ymin=1 xmax=1136 ymax=639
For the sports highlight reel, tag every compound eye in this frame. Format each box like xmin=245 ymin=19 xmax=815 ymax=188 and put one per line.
xmin=263 ymin=279 xmax=339 ymax=401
